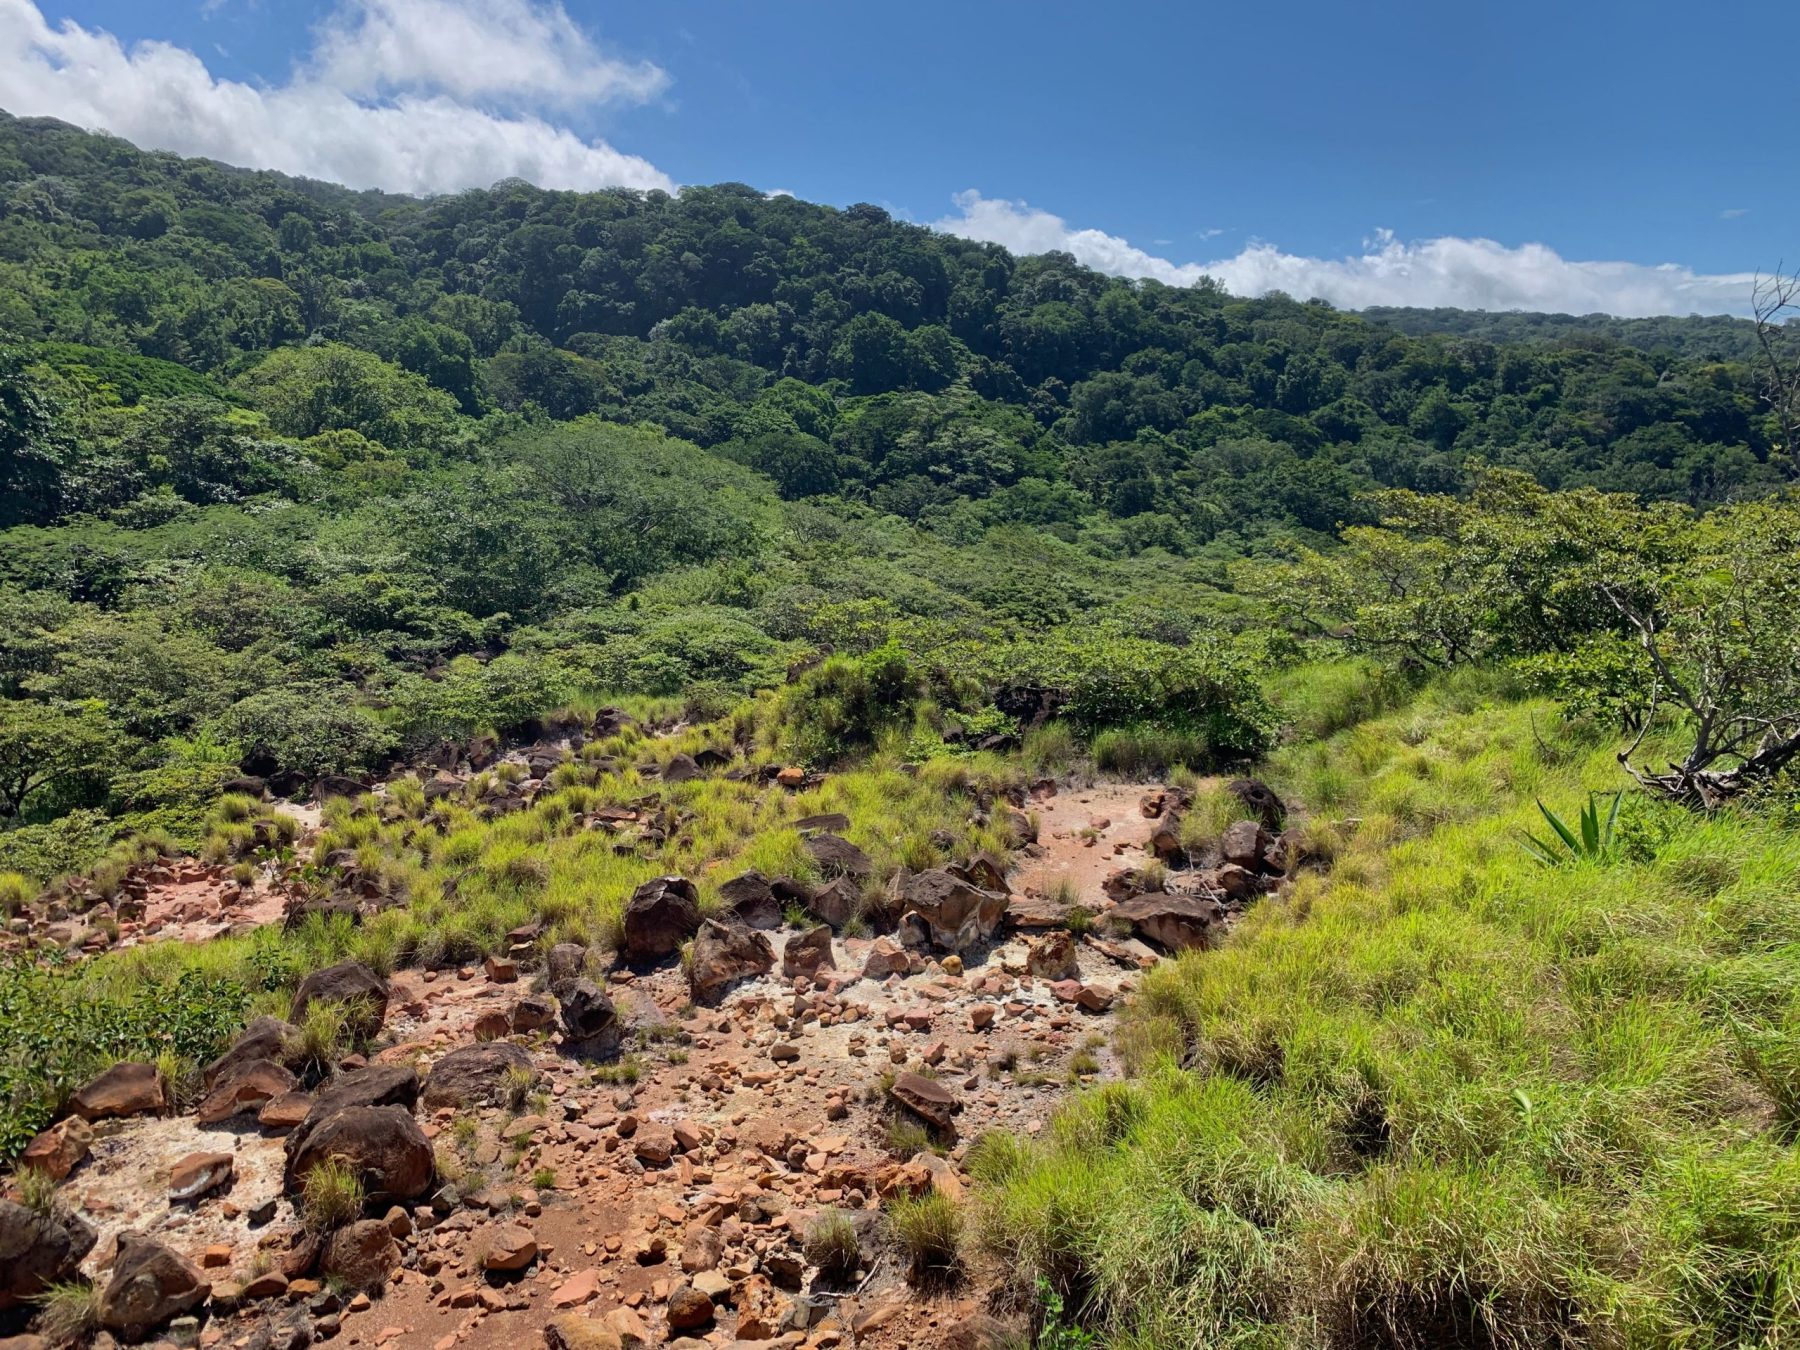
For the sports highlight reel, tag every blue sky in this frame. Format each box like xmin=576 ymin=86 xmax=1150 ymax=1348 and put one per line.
xmin=6 ymin=0 xmax=1795 ymax=315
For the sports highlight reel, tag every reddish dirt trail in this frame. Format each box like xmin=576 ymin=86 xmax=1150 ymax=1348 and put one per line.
xmin=1012 ymin=779 xmax=1208 ymax=910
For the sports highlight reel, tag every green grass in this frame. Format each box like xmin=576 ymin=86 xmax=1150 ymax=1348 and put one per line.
xmin=975 ymin=681 xmax=1800 ymax=1348
xmin=886 ymin=1190 xmax=964 ymax=1282
xmin=300 ymin=1158 xmax=366 ymax=1232
xmin=804 ymin=1209 xmax=862 ymax=1279
xmin=31 ymin=1279 xmax=101 ymax=1345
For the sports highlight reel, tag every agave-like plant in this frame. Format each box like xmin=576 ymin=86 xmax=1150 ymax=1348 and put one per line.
xmin=1521 ymin=791 xmax=1623 ymax=865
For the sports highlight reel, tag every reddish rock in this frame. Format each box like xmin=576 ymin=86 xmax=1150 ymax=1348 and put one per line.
xmin=482 ymin=1224 xmax=538 ymax=1272
xmin=782 ymin=924 xmax=835 ymax=979
xmin=889 ymin=1072 xmax=958 ymax=1137
xmin=321 ymin=1219 xmax=400 ymax=1292
xmin=688 ymin=917 xmax=774 ymax=1004
xmin=70 ymin=1061 xmax=164 ymax=1121
xmin=19 ymin=1117 xmax=93 ymax=1181
xmin=196 ymin=1059 xmax=298 ymax=1125
xmin=98 ymin=1233 xmax=209 ymax=1340
xmin=289 ymin=960 xmax=388 ymax=1038
xmin=620 ymin=876 xmax=701 ymax=962
xmin=168 ymin=1151 xmax=234 ymax=1203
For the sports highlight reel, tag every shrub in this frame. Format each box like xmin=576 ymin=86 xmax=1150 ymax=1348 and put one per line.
xmin=301 ymin=1159 xmax=366 ymax=1232
xmin=805 ymin=1209 xmax=862 ymax=1279
xmin=0 ymin=872 xmax=32 ymax=914
xmin=887 ymin=1191 xmax=963 ymax=1281
xmin=31 ymin=1279 xmax=100 ymax=1345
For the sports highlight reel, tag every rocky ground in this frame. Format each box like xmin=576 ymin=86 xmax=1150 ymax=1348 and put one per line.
xmin=2 ymin=751 xmax=1301 ymax=1350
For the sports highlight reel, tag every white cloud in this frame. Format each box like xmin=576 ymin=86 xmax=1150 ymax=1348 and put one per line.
xmin=309 ymin=0 xmax=667 ymax=108
xmin=0 ymin=0 xmax=674 ymax=194
xmin=937 ymin=190 xmax=1759 ymax=318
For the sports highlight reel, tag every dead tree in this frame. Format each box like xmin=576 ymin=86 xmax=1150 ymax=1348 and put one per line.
xmin=1752 ymin=266 xmax=1800 ymax=476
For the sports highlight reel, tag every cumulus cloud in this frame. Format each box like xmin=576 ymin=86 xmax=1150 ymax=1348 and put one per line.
xmin=937 ymin=190 xmax=1758 ymax=318
xmin=0 ymin=0 xmax=674 ymax=194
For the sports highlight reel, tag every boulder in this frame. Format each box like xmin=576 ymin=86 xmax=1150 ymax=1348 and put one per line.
xmin=313 ymin=775 xmax=368 ymax=801
xmin=482 ymin=1224 xmax=538 ymax=1273
xmin=808 ymin=877 xmax=859 ymax=929
xmin=70 ymin=1061 xmax=164 ymax=1121
xmin=196 ymin=1058 xmax=299 ymax=1125
xmin=998 ymin=807 xmax=1037 ymax=847
xmin=1025 ymin=929 xmax=1080 ymax=982
xmin=666 ymin=1284 xmax=715 ymax=1331
xmin=0 ymin=1199 xmax=94 ymax=1311
xmin=900 ymin=870 xmax=1007 ymax=951
xmin=422 ymin=1042 xmax=537 ymax=1110
xmin=203 ymin=1015 xmax=297 ymax=1089
xmin=1220 ymin=818 xmax=1270 ymax=870
xmin=321 ymin=1219 xmax=400 ymax=1292
xmin=792 ymin=811 xmax=851 ymax=835
xmin=620 ymin=877 xmax=701 ymax=962
xmin=1227 ymin=777 xmax=1286 ymax=831
xmin=804 ymin=834 xmax=872 ymax=880
xmin=545 ymin=942 xmax=588 ymax=992
xmin=889 ymin=1072 xmax=958 ymax=1138
xmin=781 ymin=925 xmax=835 ymax=980
xmin=511 ymin=993 xmax=558 ymax=1032
xmin=717 ymin=872 xmax=782 ymax=930
xmin=168 ymin=1151 xmax=234 ymax=1203
xmin=543 ymin=1314 xmax=626 ymax=1350
xmin=284 ymin=1105 xmax=434 ymax=1203
xmin=1110 ymin=894 xmax=1223 ymax=952
xmin=289 ymin=960 xmax=388 ymax=1039
xmin=661 ymin=753 xmax=702 ymax=784
xmin=558 ymin=980 xmax=620 ymax=1051
xmin=1148 ymin=815 xmax=1186 ymax=862
xmin=19 ymin=1117 xmax=93 ymax=1181
xmin=862 ymin=936 xmax=910 ymax=980
xmin=98 ymin=1233 xmax=209 ymax=1340
xmin=688 ymin=918 xmax=774 ymax=1005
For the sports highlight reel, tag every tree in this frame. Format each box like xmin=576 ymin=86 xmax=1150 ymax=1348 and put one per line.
xmin=1750 ymin=266 xmax=1800 ymax=475
xmin=233 ymin=344 xmax=460 ymax=455
xmin=0 ymin=346 xmax=71 ymax=527
xmin=1603 ymin=498 xmax=1800 ymax=806
xmin=0 ymin=698 xmax=117 ymax=823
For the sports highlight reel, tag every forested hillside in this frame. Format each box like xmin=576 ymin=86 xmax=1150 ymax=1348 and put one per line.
xmin=5 ymin=111 xmax=1800 ymax=1350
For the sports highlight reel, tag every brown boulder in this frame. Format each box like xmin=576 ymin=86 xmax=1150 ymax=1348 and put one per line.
xmin=321 ymin=1219 xmax=400 ymax=1291
xmin=901 ymin=870 xmax=1007 ymax=951
xmin=666 ymin=1283 xmax=715 ymax=1330
xmin=688 ymin=917 xmax=774 ymax=1004
xmin=203 ymin=1015 xmax=297 ymax=1089
xmin=511 ymin=993 xmax=558 ymax=1032
xmin=1227 ymin=777 xmax=1286 ymax=830
xmin=808 ymin=876 xmax=859 ymax=929
xmin=620 ymin=877 xmax=701 ymax=962
xmin=19 ymin=1117 xmax=93 ymax=1181
xmin=1025 ymin=929 xmax=1079 ymax=982
xmin=889 ymin=1072 xmax=958 ymax=1138
xmin=483 ymin=1223 xmax=538 ymax=1272
xmin=284 ymin=1105 xmax=433 ymax=1203
xmin=70 ymin=1061 xmax=164 ymax=1121
xmin=1220 ymin=818 xmax=1270 ymax=870
xmin=289 ymin=960 xmax=388 ymax=1039
xmin=98 ymin=1232 xmax=208 ymax=1340
xmin=543 ymin=1315 xmax=625 ymax=1350
xmin=803 ymin=833 xmax=871 ymax=880
xmin=717 ymin=872 xmax=781 ymax=930
xmin=782 ymin=924 xmax=835 ymax=980
xmin=196 ymin=1058 xmax=299 ymax=1125
xmin=1148 ymin=814 xmax=1186 ymax=862
xmin=422 ymin=1041 xmax=536 ymax=1110
xmin=559 ymin=979 xmax=620 ymax=1050
xmin=862 ymin=936 xmax=911 ymax=979
xmin=168 ymin=1151 xmax=234 ymax=1203
xmin=1111 ymin=894 xmax=1223 ymax=952
xmin=0 ymin=1199 xmax=94 ymax=1311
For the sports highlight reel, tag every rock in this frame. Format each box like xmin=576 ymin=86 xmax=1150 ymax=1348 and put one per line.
xmin=1220 ymin=818 xmax=1269 ymax=870
xmin=775 ymin=766 xmax=806 ymax=789
xmin=808 ymin=877 xmax=859 ymax=929
xmin=168 ymin=1151 xmax=234 ymax=1203
xmin=688 ymin=917 xmax=774 ymax=1004
xmin=289 ymin=960 xmax=388 ymax=1039
xmin=551 ymin=1268 xmax=602 ymax=1309
xmin=666 ymin=1284 xmax=715 ymax=1331
xmin=620 ymin=877 xmax=701 ymax=962
xmin=1227 ymin=777 xmax=1286 ymax=831
xmin=889 ymin=1072 xmax=958 ymax=1137
xmin=19 ymin=1116 xmax=93 ymax=1180
xmin=484 ymin=954 xmax=518 ymax=984
xmin=0 ymin=1199 xmax=94 ymax=1311
xmin=313 ymin=775 xmax=368 ymax=801
xmin=896 ymin=911 xmax=931 ymax=949
xmin=862 ymin=936 xmax=910 ymax=979
xmin=511 ymin=992 xmax=557 ymax=1032
xmin=543 ymin=1314 xmax=625 ymax=1350
xmin=803 ymin=834 xmax=872 ymax=880
xmin=955 ymin=853 xmax=1008 ymax=892
xmin=483 ymin=1224 xmax=538 ymax=1272
xmin=781 ymin=924 xmax=835 ymax=979
xmin=718 ymin=873 xmax=782 ymax=930
xmin=901 ymin=869 xmax=1007 ymax=951
xmin=662 ymin=752 xmax=703 ymax=784
xmin=1111 ymin=894 xmax=1223 ymax=952
xmin=559 ymin=979 xmax=620 ymax=1050
xmin=679 ymin=1226 xmax=722 ymax=1273
xmin=259 ymin=1092 xmax=313 ymax=1131
xmin=70 ymin=1061 xmax=165 ymax=1121
xmin=99 ymin=1232 xmax=209 ymax=1340
xmin=290 ymin=1066 xmax=420 ymax=1145
xmin=1148 ymin=814 xmax=1186 ymax=862
xmin=196 ymin=1058 xmax=299 ymax=1125
xmin=321 ymin=1219 xmax=399 ymax=1292
xmin=422 ymin=1041 xmax=537 ymax=1109
xmin=998 ymin=806 xmax=1037 ymax=847
xmin=1025 ymin=929 xmax=1080 ymax=982
xmin=203 ymin=1016 xmax=297 ymax=1089
xmin=546 ymin=942 xmax=589 ymax=992
xmin=285 ymin=1105 xmax=434 ymax=1203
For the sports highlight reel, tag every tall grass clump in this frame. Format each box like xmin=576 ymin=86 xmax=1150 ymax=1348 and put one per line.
xmin=974 ymin=683 xmax=1800 ymax=1348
